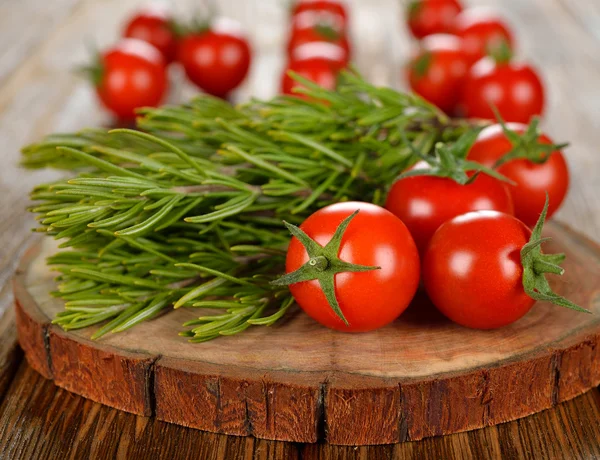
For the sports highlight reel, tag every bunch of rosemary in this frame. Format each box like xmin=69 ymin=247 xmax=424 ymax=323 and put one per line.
xmin=22 ymin=73 xmax=474 ymax=342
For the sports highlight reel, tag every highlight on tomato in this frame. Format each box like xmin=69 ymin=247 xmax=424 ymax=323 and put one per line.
xmin=451 ymin=7 xmax=514 ymax=65
xmin=82 ymin=38 xmax=168 ymax=120
xmin=407 ymin=34 xmax=470 ymax=115
xmin=461 ymin=55 xmax=545 ymax=123
xmin=123 ymin=3 xmax=178 ymax=63
xmin=272 ymin=202 xmax=420 ymax=332
xmin=406 ymin=0 xmax=463 ymax=39
xmin=467 ymin=118 xmax=570 ymax=227
xmin=291 ymin=0 xmax=349 ymax=25
xmin=384 ymin=129 xmax=514 ymax=254
xmin=423 ymin=198 xmax=588 ymax=330
xmin=287 ymin=23 xmax=351 ymax=63
xmin=178 ymin=17 xmax=252 ymax=98
xmin=290 ymin=42 xmax=349 ymax=71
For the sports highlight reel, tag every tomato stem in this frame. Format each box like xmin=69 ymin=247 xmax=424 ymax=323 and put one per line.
xmin=271 ymin=210 xmax=381 ymax=325
xmin=396 ymin=128 xmax=515 ymax=185
xmin=491 ymin=110 xmax=569 ymax=168
xmin=520 ymin=194 xmax=589 ymax=313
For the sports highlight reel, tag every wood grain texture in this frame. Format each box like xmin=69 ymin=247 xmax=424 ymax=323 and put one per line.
xmin=0 ymin=361 xmax=599 ymax=459
xmin=13 ymin=221 xmax=600 ymax=445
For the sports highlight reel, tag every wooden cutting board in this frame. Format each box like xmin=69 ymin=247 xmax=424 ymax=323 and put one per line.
xmin=12 ymin=221 xmax=600 ymax=446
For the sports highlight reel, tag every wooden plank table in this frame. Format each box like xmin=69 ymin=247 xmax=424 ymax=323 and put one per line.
xmin=0 ymin=0 xmax=598 ymax=457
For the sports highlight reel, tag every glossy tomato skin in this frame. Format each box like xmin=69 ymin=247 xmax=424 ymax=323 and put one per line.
xmin=452 ymin=7 xmax=514 ymax=65
xmin=286 ymin=202 xmax=420 ymax=332
xmin=96 ymin=39 xmax=168 ymax=120
xmin=123 ymin=5 xmax=177 ymax=63
xmin=281 ymin=58 xmax=338 ymax=98
xmin=407 ymin=0 xmax=463 ymax=39
xmin=178 ymin=20 xmax=251 ymax=98
xmin=384 ymin=163 xmax=514 ymax=254
xmin=468 ymin=124 xmax=569 ymax=226
xmin=423 ymin=210 xmax=535 ymax=329
xmin=292 ymin=0 xmax=348 ymax=22
xmin=289 ymin=42 xmax=349 ymax=71
xmin=287 ymin=27 xmax=351 ymax=61
xmin=407 ymin=35 xmax=470 ymax=114
xmin=461 ymin=57 xmax=545 ymax=123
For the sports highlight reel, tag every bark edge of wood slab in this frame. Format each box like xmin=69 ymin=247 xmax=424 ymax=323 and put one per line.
xmin=12 ymin=221 xmax=600 ymax=446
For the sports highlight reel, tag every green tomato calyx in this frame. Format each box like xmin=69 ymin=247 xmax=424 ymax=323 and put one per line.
xmin=521 ymin=194 xmax=589 ymax=313
xmin=493 ymin=112 xmax=569 ymax=168
xmin=396 ymin=128 xmax=514 ymax=186
xmin=271 ymin=210 xmax=381 ymax=325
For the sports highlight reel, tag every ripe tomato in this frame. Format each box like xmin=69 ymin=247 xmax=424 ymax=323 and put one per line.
xmin=423 ymin=210 xmax=535 ymax=329
xmin=452 ymin=7 xmax=514 ymax=65
xmin=94 ymin=39 xmax=168 ymax=120
xmin=178 ymin=18 xmax=251 ymax=98
xmin=384 ymin=162 xmax=514 ymax=254
xmin=290 ymin=42 xmax=349 ymax=71
xmin=123 ymin=4 xmax=178 ymax=63
xmin=407 ymin=34 xmax=470 ymax=115
xmin=407 ymin=0 xmax=463 ymax=39
xmin=287 ymin=26 xmax=351 ymax=62
xmin=292 ymin=0 xmax=348 ymax=23
xmin=284 ymin=202 xmax=420 ymax=332
xmin=281 ymin=57 xmax=338 ymax=98
xmin=468 ymin=124 xmax=569 ymax=227
xmin=461 ymin=57 xmax=545 ymax=123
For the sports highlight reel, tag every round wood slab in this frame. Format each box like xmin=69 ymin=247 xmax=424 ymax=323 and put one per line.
xmin=12 ymin=221 xmax=600 ymax=445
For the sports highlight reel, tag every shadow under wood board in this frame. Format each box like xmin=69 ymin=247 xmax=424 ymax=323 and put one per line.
xmin=12 ymin=221 xmax=600 ymax=446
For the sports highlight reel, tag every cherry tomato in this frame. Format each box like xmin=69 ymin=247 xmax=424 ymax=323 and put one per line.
xmin=178 ymin=18 xmax=251 ymax=98
xmin=468 ymin=124 xmax=569 ymax=226
xmin=287 ymin=26 xmax=351 ymax=62
xmin=461 ymin=57 xmax=545 ymax=123
xmin=290 ymin=42 xmax=349 ymax=71
xmin=291 ymin=9 xmax=346 ymax=35
xmin=407 ymin=0 xmax=463 ymax=39
xmin=384 ymin=162 xmax=514 ymax=254
xmin=292 ymin=0 xmax=348 ymax=24
xmin=285 ymin=202 xmax=420 ymax=332
xmin=452 ymin=7 xmax=514 ymax=65
xmin=423 ymin=210 xmax=535 ymax=329
xmin=407 ymin=34 xmax=470 ymax=115
xmin=94 ymin=39 xmax=168 ymax=120
xmin=123 ymin=4 xmax=178 ymax=63
xmin=281 ymin=57 xmax=338 ymax=98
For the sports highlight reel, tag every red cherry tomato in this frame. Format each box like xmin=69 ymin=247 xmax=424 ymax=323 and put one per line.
xmin=407 ymin=34 xmax=470 ymax=114
xmin=291 ymin=9 xmax=346 ymax=35
xmin=287 ymin=26 xmax=351 ymax=62
xmin=407 ymin=0 xmax=463 ymax=39
xmin=423 ymin=210 xmax=534 ymax=329
xmin=461 ymin=57 xmax=545 ymax=123
xmin=285 ymin=202 xmax=420 ymax=332
xmin=123 ymin=4 xmax=177 ymax=63
xmin=468 ymin=124 xmax=569 ymax=227
xmin=384 ymin=162 xmax=514 ymax=254
xmin=290 ymin=42 xmax=349 ymax=71
xmin=178 ymin=19 xmax=251 ymax=98
xmin=281 ymin=58 xmax=338 ymax=98
xmin=95 ymin=39 xmax=168 ymax=120
xmin=452 ymin=7 xmax=514 ymax=65
xmin=292 ymin=0 xmax=348 ymax=23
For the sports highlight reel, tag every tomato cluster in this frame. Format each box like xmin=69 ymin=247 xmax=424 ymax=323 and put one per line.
xmin=280 ymin=0 xmax=351 ymax=98
xmin=276 ymin=126 xmax=580 ymax=333
xmin=405 ymin=0 xmax=545 ymax=124
xmin=85 ymin=5 xmax=252 ymax=120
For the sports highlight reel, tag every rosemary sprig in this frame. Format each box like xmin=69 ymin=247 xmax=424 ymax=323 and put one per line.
xmin=24 ymin=72 xmax=477 ymax=342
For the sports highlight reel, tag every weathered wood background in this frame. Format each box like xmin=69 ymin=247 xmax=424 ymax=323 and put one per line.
xmin=0 ymin=0 xmax=599 ymax=458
